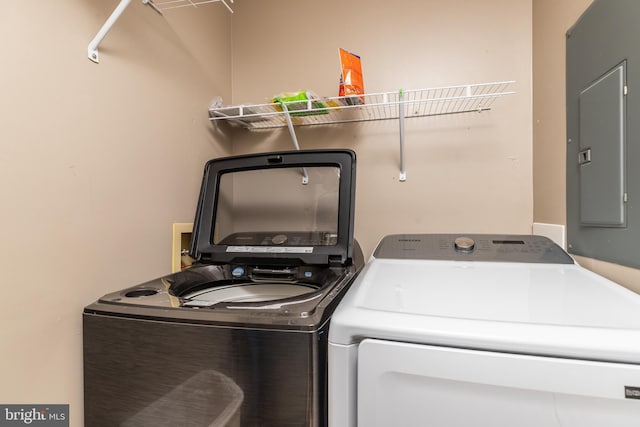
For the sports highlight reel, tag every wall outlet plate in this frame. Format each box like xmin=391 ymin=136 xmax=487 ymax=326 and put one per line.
xmin=172 ymin=223 xmax=193 ymax=273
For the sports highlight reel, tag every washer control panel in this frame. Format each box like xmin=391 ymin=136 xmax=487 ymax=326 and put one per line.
xmin=374 ymin=234 xmax=574 ymax=264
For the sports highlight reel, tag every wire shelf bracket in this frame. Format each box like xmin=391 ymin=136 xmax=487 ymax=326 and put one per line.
xmin=280 ymin=103 xmax=309 ymax=185
xmin=209 ymin=81 xmax=516 ymax=181
xmin=398 ymin=89 xmax=407 ymax=181
xmin=88 ymin=0 xmax=233 ymax=63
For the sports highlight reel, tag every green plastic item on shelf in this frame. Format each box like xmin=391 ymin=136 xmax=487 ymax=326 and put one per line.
xmin=272 ymin=91 xmax=330 ymax=116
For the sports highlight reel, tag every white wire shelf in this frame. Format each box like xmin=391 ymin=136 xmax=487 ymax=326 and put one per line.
xmin=209 ymin=81 xmax=516 ymax=130
xmin=210 ymin=80 xmax=515 ymax=182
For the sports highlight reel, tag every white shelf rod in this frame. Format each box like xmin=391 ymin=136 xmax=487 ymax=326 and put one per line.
xmin=88 ymin=0 xmax=134 ymax=63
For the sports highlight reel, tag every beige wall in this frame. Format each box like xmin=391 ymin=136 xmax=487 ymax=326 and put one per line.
xmin=0 ymin=1 xmax=231 ymax=424
xmin=11 ymin=0 xmax=637 ymax=424
xmin=533 ymin=0 xmax=640 ymax=294
xmin=229 ymin=0 xmax=534 ymax=258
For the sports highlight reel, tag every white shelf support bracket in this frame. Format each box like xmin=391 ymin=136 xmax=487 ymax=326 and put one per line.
xmin=281 ymin=103 xmax=309 ymax=185
xmin=88 ymin=0 xmax=134 ymax=63
xmin=142 ymin=0 xmax=164 ymax=15
xmin=398 ymin=89 xmax=407 ymax=182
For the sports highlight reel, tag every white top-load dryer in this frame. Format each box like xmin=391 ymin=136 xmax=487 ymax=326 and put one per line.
xmin=328 ymin=234 xmax=640 ymax=427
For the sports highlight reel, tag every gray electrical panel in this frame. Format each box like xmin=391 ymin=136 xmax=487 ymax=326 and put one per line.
xmin=566 ymin=0 xmax=639 ymax=268
xmin=578 ymin=62 xmax=626 ymax=227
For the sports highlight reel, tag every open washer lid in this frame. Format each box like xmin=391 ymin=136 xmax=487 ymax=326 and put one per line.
xmin=190 ymin=150 xmax=356 ymax=267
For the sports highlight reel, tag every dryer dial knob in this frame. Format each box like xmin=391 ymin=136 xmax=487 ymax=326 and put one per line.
xmin=272 ymin=234 xmax=288 ymax=245
xmin=454 ymin=236 xmax=475 ymax=252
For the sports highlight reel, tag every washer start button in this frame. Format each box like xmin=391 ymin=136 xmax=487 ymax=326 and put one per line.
xmin=454 ymin=236 xmax=475 ymax=252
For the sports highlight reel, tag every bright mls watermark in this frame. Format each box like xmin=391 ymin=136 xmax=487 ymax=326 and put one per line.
xmin=0 ymin=406 xmax=68 ymax=426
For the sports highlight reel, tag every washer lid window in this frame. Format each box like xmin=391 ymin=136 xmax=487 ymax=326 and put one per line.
xmin=190 ymin=150 xmax=357 ymax=267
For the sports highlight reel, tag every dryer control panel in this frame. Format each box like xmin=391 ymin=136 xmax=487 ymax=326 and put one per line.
xmin=373 ymin=234 xmax=574 ymax=264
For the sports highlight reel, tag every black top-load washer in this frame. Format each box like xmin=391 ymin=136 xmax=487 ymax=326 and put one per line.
xmin=83 ymin=150 xmax=364 ymax=427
